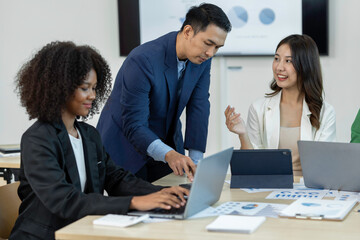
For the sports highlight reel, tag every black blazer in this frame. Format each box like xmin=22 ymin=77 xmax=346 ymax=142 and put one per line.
xmin=10 ymin=120 xmax=162 ymax=239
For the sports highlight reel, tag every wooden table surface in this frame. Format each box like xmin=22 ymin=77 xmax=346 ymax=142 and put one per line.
xmin=0 ymin=144 xmax=20 ymax=169
xmin=0 ymin=155 xmax=20 ymax=168
xmin=55 ymin=174 xmax=360 ymax=240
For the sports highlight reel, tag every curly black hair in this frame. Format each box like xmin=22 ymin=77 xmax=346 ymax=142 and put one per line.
xmin=15 ymin=41 xmax=112 ymax=122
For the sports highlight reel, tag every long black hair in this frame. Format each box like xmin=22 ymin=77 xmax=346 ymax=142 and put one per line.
xmin=267 ymin=34 xmax=323 ymax=129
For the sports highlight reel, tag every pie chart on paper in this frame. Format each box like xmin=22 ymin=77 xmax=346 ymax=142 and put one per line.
xmin=242 ymin=204 xmax=259 ymax=210
xmin=228 ymin=6 xmax=248 ymax=28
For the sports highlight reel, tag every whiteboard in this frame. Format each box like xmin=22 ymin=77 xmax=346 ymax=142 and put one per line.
xmin=139 ymin=0 xmax=302 ymax=55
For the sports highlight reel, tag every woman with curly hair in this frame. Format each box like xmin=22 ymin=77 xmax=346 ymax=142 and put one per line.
xmin=224 ymin=34 xmax=336 ymax=176
xmin=10 ymin=41 xmax=188 ymax=240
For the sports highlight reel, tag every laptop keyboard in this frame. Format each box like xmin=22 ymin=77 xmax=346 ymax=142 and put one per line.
xmin=179 ymin=183 xmax=192 ymax=190
xmin=152 ymin=204 xmax=186 ymax=214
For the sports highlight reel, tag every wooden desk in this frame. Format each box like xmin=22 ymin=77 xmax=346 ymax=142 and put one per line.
xmin=0 ymin=155 xmax=21 ymax=169
xmin=0 ymin=144 xmax=21 ymax=168
xmin=0 ymin=155 xmax=20 ymax=184
xmin=56 ymin=174 xmax=360 ymax=240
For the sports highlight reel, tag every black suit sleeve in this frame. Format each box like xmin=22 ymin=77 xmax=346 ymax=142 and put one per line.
xmin=92 ymin=127 xmax=163 ymax=196
xmin=21 ymin=124 xmax=162 ymax=221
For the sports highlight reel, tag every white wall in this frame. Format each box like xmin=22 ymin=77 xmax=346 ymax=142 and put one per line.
xmin=1 ymin=0 xmax=359 ymax=154
xmin=0 ymin=0 xmax=123 ymax=144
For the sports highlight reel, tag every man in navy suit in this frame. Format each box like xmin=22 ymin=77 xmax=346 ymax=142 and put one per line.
xmin=97 ymin=3 xmax=231 ymax=182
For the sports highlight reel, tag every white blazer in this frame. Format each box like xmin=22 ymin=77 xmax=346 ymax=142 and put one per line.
xmin=246 ymin=91 xmax=336 ymax=149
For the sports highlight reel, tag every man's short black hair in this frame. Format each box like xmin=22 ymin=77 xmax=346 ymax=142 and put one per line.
xmin=180 ymin=3 xmax=232 ymax=34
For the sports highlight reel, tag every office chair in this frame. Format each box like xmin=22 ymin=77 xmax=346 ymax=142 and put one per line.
xmin=0 ymin=182 xmax=20 ymax=239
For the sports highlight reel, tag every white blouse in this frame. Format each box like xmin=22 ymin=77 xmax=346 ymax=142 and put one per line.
xmin=246 ymin=91 xmax=336 ymax=150
xmin=69 ymin=128 xmax=87 ymax=192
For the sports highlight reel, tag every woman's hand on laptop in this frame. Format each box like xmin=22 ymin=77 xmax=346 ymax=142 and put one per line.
xmin=129 ymin=186 xmax=189 ymax=211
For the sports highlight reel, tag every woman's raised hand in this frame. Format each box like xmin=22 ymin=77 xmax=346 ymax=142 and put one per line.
xmin=224 ymin=105 xmax=247 ymax=136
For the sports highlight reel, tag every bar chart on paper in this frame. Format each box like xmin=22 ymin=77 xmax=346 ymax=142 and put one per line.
xmin=266 ymin=190 xmax=328 ymax=200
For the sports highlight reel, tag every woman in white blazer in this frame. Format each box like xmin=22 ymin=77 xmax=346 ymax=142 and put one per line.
xmin=225 ymin=34 xmax=336 ymax=176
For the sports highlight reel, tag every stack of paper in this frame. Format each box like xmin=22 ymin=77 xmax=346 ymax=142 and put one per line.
xmin=93 ymin=214 xmax=149 ymax=227
xmin=206 ymin=215 xmax=266 ymax=234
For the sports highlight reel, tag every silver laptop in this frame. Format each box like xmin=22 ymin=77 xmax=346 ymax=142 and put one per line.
xmin=129 ymin=147 xmax=233 ymax=219
xmin=298 ymin=141 xmax=360 ymax=191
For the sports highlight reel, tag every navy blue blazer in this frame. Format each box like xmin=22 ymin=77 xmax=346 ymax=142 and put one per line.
xmin=10 ymin=120 xmax=162 ymax=239
xmin=97 ymin=31 xmax=211 ymax=173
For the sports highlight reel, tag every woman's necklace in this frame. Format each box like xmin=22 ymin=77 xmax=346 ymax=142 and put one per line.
xmin=68 ymin=126 xmax=78 ymax=138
